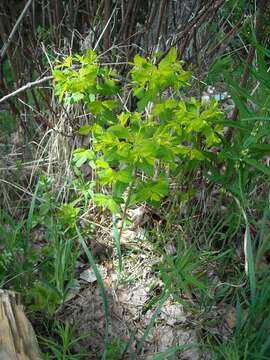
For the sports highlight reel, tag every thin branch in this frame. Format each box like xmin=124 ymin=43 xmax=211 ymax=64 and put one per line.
xmin=93 ymin=4 xmax=117 ymax=51
xmin=0 ymin=76 xmax=53 ymax=104
xmin=158 ymin=0 xmax=225 ymax=62
xmin=0 ymin=0 xmax=34 ymax=60
xmin=207 ymin=15 xmax=245 ymax=60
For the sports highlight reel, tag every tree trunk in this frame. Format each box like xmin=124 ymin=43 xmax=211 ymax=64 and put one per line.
xmin=0 ymin=290 xmax=41 ymax=360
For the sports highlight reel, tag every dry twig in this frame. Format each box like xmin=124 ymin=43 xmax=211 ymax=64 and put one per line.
xmin=0 ymin=76 xmax=53 ymax=104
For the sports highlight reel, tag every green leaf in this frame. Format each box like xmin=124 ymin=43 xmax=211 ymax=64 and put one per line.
xmin=133 ymin=139 xmax=159 ymax=164
xmin=117 ymin=112 xmax=130 ymax=126
xmin=137 ymin=88 xmax=158 ymax=111
xmin=113 ymin=181 xmax=128 ymax=198
xmin=108 ymin=125 xmax=130 ymax=139
xmin=92 ymin=124 xmax=103 ymax=135
xmin=249 ymin=143 xmax=270 ymax=155
xmin=53 ymin=69 xmax=66 ymax=81
xmin=97 ymin=79 xmax=119 ymax=96
xmin=152 ymin=99 xmax=177 ymax=116
xmin=116 ymin=168 xmax=133 ymax=183
xmin=96 ymin=158 xmax=109 ymax=169
xmin=59 ymin=204 xmax=80 ymax=227
xmin=89 ymin=93 xmax=95 ymax=102
xmin=130 ymin=176 xmax=168 ymax=206
xmin=70 ymin=92 xmax=84 ymax=103
xmin=79 ymin=125 xmax=92 ymax=135
xmin=133 ymin=54 xmax=147 ymax=67
xmin=244 ymin=158 xmax=270 ymax=176
xmin=166 ymin=47 xmax=177 ymax=62
xmin=98 ymin=168 xmax=116 ymax=185
xmin=156 ymin=144 xmax=174 ymax=162
xmin=136 ymin=162 xmax=154 ymax=176
xmin=84 ymin=49 xmax=97 ymax=64
xmin=151 ymin=176 xmax=169 ymax=199
xmin=61 ymin=55 xmax=73 ymax=68
xmin=98 ymin=167 xmax=133 ymax=185
xmin=93 ymin=194 xmax=119 ymax=213
xmin=103 ymin=99 xmax=120 ymax=111
xmin=73 ymin=149 xmax=95 ymax=167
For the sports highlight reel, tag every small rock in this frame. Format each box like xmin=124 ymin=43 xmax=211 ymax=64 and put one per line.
xmin=79 ymin=264 xmax=107 ymax=283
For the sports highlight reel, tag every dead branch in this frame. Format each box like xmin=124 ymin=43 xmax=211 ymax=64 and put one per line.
xmin=0 ymin=76 xmax=53 ymax=104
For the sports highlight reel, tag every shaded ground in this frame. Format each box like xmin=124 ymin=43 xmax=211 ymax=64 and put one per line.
xmin=61 ymin=266 xmax=199 ymax=359
xmin=57 ymin=212 xmax=200 ymax=359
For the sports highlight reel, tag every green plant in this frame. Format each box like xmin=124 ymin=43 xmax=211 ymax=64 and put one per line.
xmin=208 ymin=44 xmax=270 ymax=203
xmin=54 ymin=48 xmax=224 ymax=270
xmin=0 ymin=207 xmax=38 ymax=290
xmin=0 ymin=179 xmax=89 ymax=359
xmin=107 ymin=337 xmax=126 ymax=360
xmin=159 ymin=246 xmax=211 ymax=309
xmin=29 ymin=236 xmax=80 ymax=315
xmin=0 ymin=177 xmax=81 ymax=315
xmin=40 ymin=320 xmax=91 ymax=359
xmin=210 ymin=280 xmax=270 ymax=360
xmin=204 ymin=44 xmax=270 ymax=306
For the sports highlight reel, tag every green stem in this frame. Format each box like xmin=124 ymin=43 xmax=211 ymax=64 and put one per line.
xmin=112 ymin=213 xmax=122 ymax=272
xmin=112 ymin=178 xmax=135 ymax=272
xmin=118 ymin=179 xmax=135 ymax=241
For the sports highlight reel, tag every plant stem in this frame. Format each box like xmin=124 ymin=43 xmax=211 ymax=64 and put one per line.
xmin=119 ymin=179 xmax=135 ymax=241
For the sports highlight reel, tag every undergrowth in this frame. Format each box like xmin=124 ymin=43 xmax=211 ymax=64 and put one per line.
xmin=1 ymin=39 xmax=270 ymax=360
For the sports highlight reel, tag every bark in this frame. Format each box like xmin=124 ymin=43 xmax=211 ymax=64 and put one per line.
xmin=0 ymin=290 xmax=41 ymax=360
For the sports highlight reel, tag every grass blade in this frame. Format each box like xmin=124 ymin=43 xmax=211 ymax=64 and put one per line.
xmin=238 ymin=178 xmax=256 ymax=304
xmin=243 ymin=158 xmax=270 ymax=177
xmin=25 ymin=181 xmax=39 ymax=245
xmin=243 ymin=215 xmax=256 ymax=304
xmin=234 ymin=194 xmax=256 ymax=304
xmin=151 ymin=343 xmax=198 ymax=360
